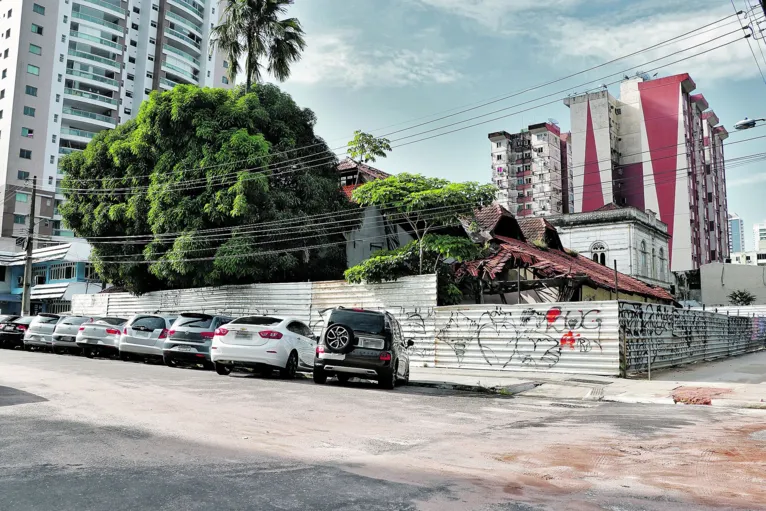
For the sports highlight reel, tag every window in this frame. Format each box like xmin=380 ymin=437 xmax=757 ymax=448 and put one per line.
xmin=27 ymin=64 xmax=40 ymax=75
xmin=0 ymin=110 xmax=2 ymax=119
xmin=124 ymin=107 xmax=131 ymax=115
xmin=147 ymin=55 xmax=154 ymax=62
xmin=13 ymin=214 xmax=25 ymax=224
xmin=591 ymin=242 xmax=607 ymax=266
xmin=133 ymin=7 xmax=141 ymax=13
xmin=0 ymin=89 xmax=4 ymax=99
xmin=50 ymin=155 xmax=54 ymax=164
xmin=207 ymin=70 xmax=210 ymax=77
xmin=127 ymin=73 xmax=134 ymax=80
xmin=63 ymin=15 xmax=68 ymax=23
xmin=615 ymin=108 xmax=622 ymax=115
xmin=651 ymin=248 xmax=656 ymax=279
xmin=2 ymin=49 xmax=7 ymax=58
xmin=23 ymin=106 xmax=35 ymax=116
xmin=46 ymin=198 xmax=51 ymax=207
xmin=55 ymin=94 xmax=60 ymax=102
xmin=18 ymin=170 xmax=29 ymax=180
xmin=152 ymin=4 xmax=159 ymax=11
xmin=659 ymin=248 xmax=666 ymax=280
xmin=57 ymin=73 xmax=62 ymax=82
xmin=130 ymin=39 xmax=137 ymax=47
xmin=19 ymin=149 xmax=32 ymax=159
xmin=151 ymin=21 xmax=157 ymax=28
xmin=53 ymin=114 xmax=58 ymax=122
xmin=131 ymin=23 xmax=139 ymax=30
xmin=51 ymin=135 xmax=56 ymax=143
xmin=223 ymin=60 xmax=229 ymax=68
xmin=31 ymin=24 xmax=43 ymax=35
xmin=144 ymin=88 xmax=151 ymax=95
xmin=33 ymin=4 xmax=46 ymax=15
xmin=709 ymin=221 xmax=714 ymax=230
xmin=707 ymin=192 xmax=713 ymax=203
xmin=149 ymin=37 xmax=155 ymax=45
xmin=5 ymin=29 xmax=9 ymax=38
xmin=1 ymin=69 xmax=6 ymax=78
xmin=61 ymin=35 xmax=66 ymax=43
xmin=7 ymin=9 xmax=11 ymax=18
xmin=128 ymin=56 xmax=135 ymax=64
xmin=59 ymin=53 xmax=64 ymax=62
xmin=146 ymin=72 xmax=153 ymax=79
xmin=21 ymin=127 xmax=33 ymax=138
xmin=49 ymin=263 xmax=76 ymax=281
xmin=126 ymin=91 xmax=133 ymax=98
xmin=640 ymin=241 xmax=648 ymax=276
xmin=495 ymin=142 xmax=501 ymax=148
xmin=222 ymin=76 xmax=229 ymax=84
xmin=496 ymin=154 xmax=502 ymax=161
xmin=16 ymin=192 xmax=29 ymax=203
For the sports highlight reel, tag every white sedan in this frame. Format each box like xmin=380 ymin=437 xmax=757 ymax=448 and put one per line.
xmin=210 ymin=315 xmax=316 ymax=378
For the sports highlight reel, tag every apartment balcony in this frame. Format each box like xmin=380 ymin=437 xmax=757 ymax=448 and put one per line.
xmin=68 ymin=49 xmax=120 ymax=70
xmin=167 ymin=0 xmax=205 ymax=21
xmin=165 ymin=27 xmax=202 ymax=53
xmin=69 ymin=30 xmax=123 ymax=53
xmin=59 ymin=147 xmax=84 ymax=156
xmin=64 ymin=87 xmax=119 ymax=108
xmin=162 ymin=62 xmax=199 ymax=84
xmin=80 ymin=0 xmax=126 ymax=16
xmin=162 ymin=44 xmax=201 ymax=67
xmin=62 ymin=106 xmax=117 ymax=129
xmin=71 ymin=10 xmax=124 ymax=36
xmin=165 ymin=10 xmax=203 ymax=37
xmin=65 ymin=68 xmax=120 ymax=90
xmin=160 ymin=77 xmax=179 ymax=90
xmin=60 ymin=127 xmax=98 ymax=144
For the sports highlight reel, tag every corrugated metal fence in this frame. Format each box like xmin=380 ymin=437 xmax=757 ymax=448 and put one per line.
xmin=432 ymin=302 xmax=621 ymax=375
xmin=619 ymin=301 xmax=766 ymax=375
xmin=71 ymin=275 xmax=438 ymax=364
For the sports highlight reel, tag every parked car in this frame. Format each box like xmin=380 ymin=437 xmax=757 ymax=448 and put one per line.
xmin=118 ymin=314 xmax=177 ymax=361
xmin=24 ymin=313 xmax=68 ymax=351
xmin=0 ymin=314 xmax=19 ymax=326
xmin=52 ymin=316 xmax=96 ymax=354
xmin=210 ymin=315 xmax=316 ymax=378
xmin=313 ymin=307 xmax=412 ymax=389
xmin=76 ymin=317 xmax=128 ymax=358
xmin=162 ymin=313 xmax=233 ymax=368
xmin=0 ymin=316 xmax=35 ymax=349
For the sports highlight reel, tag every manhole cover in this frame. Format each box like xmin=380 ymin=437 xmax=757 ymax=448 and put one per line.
xmin=750 ymin=430 xmax=766 ymax=442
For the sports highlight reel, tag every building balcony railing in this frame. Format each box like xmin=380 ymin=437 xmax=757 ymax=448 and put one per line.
xmin=165 ymin=10 xmax=203 ymax=32
xmin=160 ymin=77 xmax=179 ymax=89
xmin=165 ymin=28 xmax=201 ymax=50
xmin=80 ymin=0 xmax=125 ymax=15
xmin=163 ymin=62 xmax=198 ymax=82
xmin=59 ymin=147 xmax=83 ymax=155
xmin=162 ymin=44 xmax=200 ymax=66
xmin=70 ymin=30 xmax=122 ymax=51
xmin=64 ymin=87 xmax=118 ymax=105
xmin=68 ymin=49 xmax=120 ymax=69
xmin=66 ymin=68 xmax=119 ymax=87
xmin=71 ymin=11 xmax=123 ymax=33
xmin=61 ymin=127 xmax=97 ymax=139
xmin=168 ymin=0 xmax=204 ymax=18
xmin=54 ymin=229 xmax=75 ymax=238
xmin=62 ymin=107 xmax=116 ymax=125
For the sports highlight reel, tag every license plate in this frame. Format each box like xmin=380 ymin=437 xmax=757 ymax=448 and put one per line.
xmin=235 ymin=331 xmax=251 ymax=339
xmin=176 ymin=346 xmax=194 ymax=352
xmin=134 ymin=331 xmax=151 ymax=338
xmin=320 ymin=353 xmax=345 ymax=360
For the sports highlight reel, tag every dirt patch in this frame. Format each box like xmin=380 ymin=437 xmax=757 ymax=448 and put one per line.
xmin=671 ymin=386 xmax=732 ymax=405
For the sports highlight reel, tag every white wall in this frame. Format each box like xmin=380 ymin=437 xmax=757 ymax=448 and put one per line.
xmin=346 ymin=206 xmax=414 ymax=268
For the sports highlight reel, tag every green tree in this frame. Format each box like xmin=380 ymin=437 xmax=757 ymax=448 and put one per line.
xmin=60 ymin=84 xmax=355 ymax=294
xmin=351 ymin=174 xmax=496 ymax=274
xmin=211 ymin=0 xmax=306 ymax=92
xmin=728 ymin=289 xmax=756 ymax=306
xmin=344 ymin=235 xmax=484 ymax=305
xmin=347 ymin=130 xmax=392 ymax=163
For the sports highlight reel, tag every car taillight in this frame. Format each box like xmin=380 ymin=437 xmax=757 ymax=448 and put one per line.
xmin=123 ymin=328 xmax=128 ymax=335
xmin=168 ymin=329 xmax=176 ymax=336
xmin=200 ymin=331 xmax=215 ymax=339
xmin=352 ymin=308 xmax=365 ymax=312
xmin=214 ymin=327 xmax=228 ymax=336
xmin=17 ymin=325 xmax=27 ymax=331
xmin=316 ymin=345 xmax=324 ymax=356
xmin=379 ymin=352 xmax=392 ymax=361
xmin=79 ymin=326 xmax=86 ymax=331
xmin=158 ymin=329 xmax=169 ymax=339
xmin=258 ymin=330 xmax=283 ymax=339
xmin=105 ymin=328 xmax=120 ymax=335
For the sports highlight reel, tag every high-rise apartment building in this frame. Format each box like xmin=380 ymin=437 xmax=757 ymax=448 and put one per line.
xmin=489 ymin=122 xmax=570 ymax=217
xmin=753 ymin=222 xmax=766 ymax=252
xmin=729 ymin=213 xmax=744 ymax=253
xmin=0 ymin=0 xmax=231 ymax=249
xmin=564 ymin=73 xmax=730 ymax=272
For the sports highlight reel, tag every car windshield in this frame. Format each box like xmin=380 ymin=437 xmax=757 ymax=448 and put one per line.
xmin=172 ymin=315 xmax=213 ymax=329
xmin=94 ymin=317 xmax=127 ymax=326
xmin=230 ymin=316 xmax=282 ymax=326
xmin=130 ymin=316 xmax=166 ymax=331
xmin=34 ymin=315 xmax=60 ymax=325
xmin=0 ymin=314 xmax=18 ymax=323
xmin=329 ymin=310 xmax=385 ymax=335
xmin=15 ymin=316 xmax=36 ymax=325
xmin=61 ymin=316 xmax=89 ymax=325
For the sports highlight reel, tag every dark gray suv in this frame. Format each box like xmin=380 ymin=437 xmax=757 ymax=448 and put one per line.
xmin=163 ymin=313 xmax=233 ymax=369
xmin=313 ymin=308 xmax=412 ymax=389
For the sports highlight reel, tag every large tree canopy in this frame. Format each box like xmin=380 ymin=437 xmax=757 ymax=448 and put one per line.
xmin=60 ymin=84 xmax=355 ymax=294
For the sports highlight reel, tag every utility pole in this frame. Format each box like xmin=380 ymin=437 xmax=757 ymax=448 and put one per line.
xmin=21 ymin=176 xmax=37 ymax=316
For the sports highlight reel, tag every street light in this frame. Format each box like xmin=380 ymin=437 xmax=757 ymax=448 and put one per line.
xmin=734 ymin=117 xmax=766 ymax=130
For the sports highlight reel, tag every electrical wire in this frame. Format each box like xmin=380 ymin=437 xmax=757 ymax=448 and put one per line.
xmin=732 ymin=0 xmax=766 ymax=84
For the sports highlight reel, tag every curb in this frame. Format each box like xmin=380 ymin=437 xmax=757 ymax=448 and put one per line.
xmin=408 ymin=379 xmax=540 ymax=396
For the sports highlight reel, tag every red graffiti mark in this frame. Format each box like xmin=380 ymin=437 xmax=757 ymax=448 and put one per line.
xmin=560 ymin=331 xmax=580 ymax=350
xmin=546 ymin=308 xmax=561 ymax=324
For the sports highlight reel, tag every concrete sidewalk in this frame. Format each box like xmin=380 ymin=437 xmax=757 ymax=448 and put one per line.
xmin=409 ymin=366 xmax=766 ymax=409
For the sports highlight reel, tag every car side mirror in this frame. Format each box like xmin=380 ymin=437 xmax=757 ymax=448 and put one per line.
xmin=407 ymin=340 xmax=414 ymax=347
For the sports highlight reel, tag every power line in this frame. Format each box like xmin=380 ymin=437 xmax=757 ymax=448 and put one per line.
xmin=732 ymin=0 xmax=766 ymax=84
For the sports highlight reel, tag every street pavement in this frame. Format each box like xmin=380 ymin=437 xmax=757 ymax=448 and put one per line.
xmin=652 ymin=350 xmax=766 ymax=384
xmin=1 ymin=349 xmax=766 ymax=510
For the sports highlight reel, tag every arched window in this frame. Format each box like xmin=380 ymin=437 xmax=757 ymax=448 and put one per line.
xmin=652 ymin=248 xmax=656 ymax=279
xmin=590 ymin=241 xmax=608 ymax=266
xmin=659 ymin=248 xmax=666 ymax=281
xmin=640 ymin=241 xmax=648 ymax=276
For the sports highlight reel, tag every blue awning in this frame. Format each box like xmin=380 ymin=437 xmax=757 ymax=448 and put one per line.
xmin=0 ymin=294 xmax=21 ymax=302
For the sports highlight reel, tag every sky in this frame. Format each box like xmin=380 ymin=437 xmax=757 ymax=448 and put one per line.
xmin=256 ymin=0 xmax=766 ymax=251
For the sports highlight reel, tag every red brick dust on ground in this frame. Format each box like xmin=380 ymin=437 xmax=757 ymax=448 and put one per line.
xmin=672 ymin=386 xmax=733 ymax=405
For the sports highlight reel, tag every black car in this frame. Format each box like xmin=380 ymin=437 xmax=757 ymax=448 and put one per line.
xmin=0 ymin=316 xmax=36 ymax=349
xmin=313 ymin=307 xmax=413 ymax=389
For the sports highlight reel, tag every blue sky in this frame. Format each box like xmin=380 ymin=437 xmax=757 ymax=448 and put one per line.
xmin=264 ymin=0 xmax=766 ymax=251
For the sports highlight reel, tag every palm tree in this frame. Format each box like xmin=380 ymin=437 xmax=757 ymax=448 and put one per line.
xmin=211 ymin=0 xmax=306 ymax=92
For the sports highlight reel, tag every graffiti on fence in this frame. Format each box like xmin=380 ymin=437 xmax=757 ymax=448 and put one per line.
xmin=434 ymin=306 xmax=604 ymax=369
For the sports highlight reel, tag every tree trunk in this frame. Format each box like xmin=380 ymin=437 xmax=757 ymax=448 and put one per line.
xmin=419 ymin=238 xmax=423 ymax=275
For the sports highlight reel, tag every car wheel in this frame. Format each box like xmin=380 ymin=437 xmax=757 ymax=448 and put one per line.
xmin=378 ymin=364 xmax=397 ymax=390
xmin=163 ymin=356 xmax=177 ymax=368
xmin=313 ymin=368 xmax=328 ymax=384
xmin=324 ymin=324 xmax=354 ymax=353
xmin=280 ymin=351 xmax=298 ymax=379
xmin=119 ymin=351 xmax=131 ymax=362
xmin=83 ymin=348 xmax=94 ymax=359
xmin=400 ymin=363 xmax=410 ymax=385
xmin=336 ymin=374 xmax=351 ymax=384
xmin=214 ymin=362 xmax=232 ymax=376
xmin=23 ymin=344 xmax=32 ymax=351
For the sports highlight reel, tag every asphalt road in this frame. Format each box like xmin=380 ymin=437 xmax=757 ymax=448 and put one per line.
xmin=1 ymin=349 xmax=765 ymax=510
xmin=653 ymin=349 xmax=766 ymax=384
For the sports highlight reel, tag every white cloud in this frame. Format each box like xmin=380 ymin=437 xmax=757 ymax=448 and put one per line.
xmin=727 ymin=172 xmax=766 ymax=188
xmin=413 ymin=0 xmax=584 ymax=30
xmin=287 ymin=32 xmax=465 ymax=88
xmin=547 ymin=6 xmax=764 ymax=82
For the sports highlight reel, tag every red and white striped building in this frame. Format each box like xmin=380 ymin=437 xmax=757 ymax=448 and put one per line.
xmin=564 ymin=73 xmax=729 ymax=272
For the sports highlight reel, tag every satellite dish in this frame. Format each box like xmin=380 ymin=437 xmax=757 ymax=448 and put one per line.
xmin=548 ymin=118 xmax=559 ymax=125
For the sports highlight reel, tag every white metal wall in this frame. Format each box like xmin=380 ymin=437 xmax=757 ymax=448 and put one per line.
xmin=433 ymin=302 xmax=621 ymax=375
